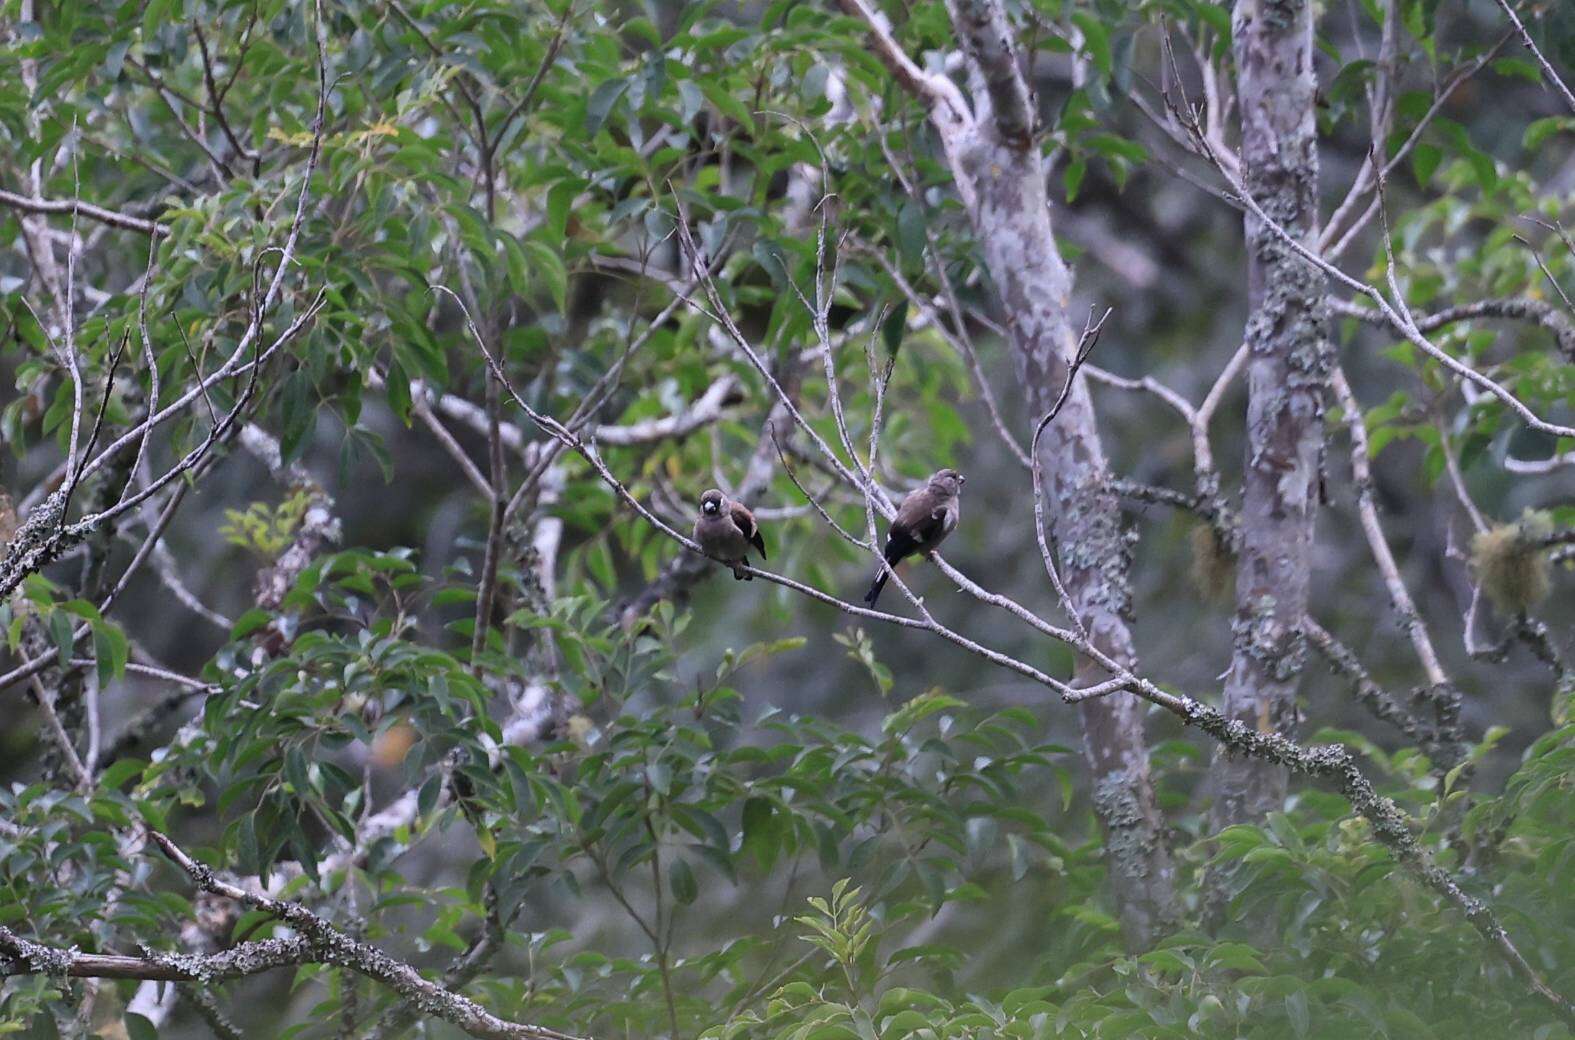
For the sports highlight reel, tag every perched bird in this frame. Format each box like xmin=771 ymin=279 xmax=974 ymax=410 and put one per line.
xmin=863 ymin=468 xmax=965 ymax=606
xmin=693 ymin=489 xmax=767 ymax=580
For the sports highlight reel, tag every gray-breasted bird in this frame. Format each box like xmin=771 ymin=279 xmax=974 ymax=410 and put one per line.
xmin=693 ymin=489 xmax=767 ymax=580
xmin=863 ymin=468 xmax=965 ymax=606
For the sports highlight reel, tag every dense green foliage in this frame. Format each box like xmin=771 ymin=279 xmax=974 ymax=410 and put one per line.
xmin=1 ymin=0 xmax=1572 ymax=1037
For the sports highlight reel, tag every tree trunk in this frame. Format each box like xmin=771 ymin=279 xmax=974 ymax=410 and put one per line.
xmin=1210 ymin=0 xmax=1331 ymax=843
xmin=978 ymin=166 xmax=1178 ymax=949
xmin=840 ymin=0 xmax=1180 ymax=949
xmin=943 ymin=0 xmax=1180 ymax=947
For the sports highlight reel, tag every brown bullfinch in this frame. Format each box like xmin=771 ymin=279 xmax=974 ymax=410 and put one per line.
xmin=863 ymin=468 xmax=965 ymax=606
xmin=694 ymin=488 xmax=767 ymax=580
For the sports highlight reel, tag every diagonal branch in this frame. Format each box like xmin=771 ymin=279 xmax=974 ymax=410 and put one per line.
xmin=0 ymin=926 xmax=310 ymax=982
xmin=147 ymin=831 xmax=585 ymax=1040
xmin=0 ymin=187 xmax=169 ymax=236
xmin=1330 ymin=295 xmax=1575 ymax=363
xmin=835 ymin=0 xmax=971 ymax=125
xmin=1330 ymin=368 xmax=1464 ymax=767
xmin=1161 ymin=60 xmax=1575 ymax=441
xmin=946 ymin=0 xmax=1034 ymax=147
xmin=1491 ymin=0 xmax=1575 ymax=113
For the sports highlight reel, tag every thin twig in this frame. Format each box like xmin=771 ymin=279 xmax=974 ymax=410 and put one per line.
xmin=1491 ymin=0 xmax=1575 ymax=113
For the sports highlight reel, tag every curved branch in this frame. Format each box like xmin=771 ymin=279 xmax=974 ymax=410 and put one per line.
xmin=148 ymin=832 xmax=585 ymax=1040
xmin=834 ymin=0 xmax=971 ymax=125
xmin=1330 ymin=295 xmax=1575 ymax=363
xmin=0 ymin=187 xmax=169 ymax=237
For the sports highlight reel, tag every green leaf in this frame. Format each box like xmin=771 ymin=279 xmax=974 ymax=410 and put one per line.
xmin=1070 ymin=12 xmax=1111 ymax=76
xmin=546 ymin=181 xmax=581 ymax=243
xmin=284 ymin=746 xmax=312 ymax=797
xmin=231 ymin=609 xmax=272 ymax=639
xmin=279 ymin=368 xmax=315 ymax=466
xmin=1524 ymin=117 xmax=1573 ymax=151
xmin=881 ymin=302 xmax=908 ymax=357
xmin=883 ymin=691 xmax=966 ymax=734
xmin=385 ymin=361 xmax=413 ymax=425
xmin=418 ymin=773 xmax=444 ymax=817
xmin=1410 ymin=143 xmax=1441 ymax=186
xmin=584 ymin=77 xmax=630 ymax=137
xmin=97 ymin=758 xmax=146 ymax=790
xmin=1492 ymin=57 xmax=1541 ymax=84
xmin=741 ymin=796 xmax=779 ymax=872
xmin=753 ymin=240 xmax=790 ymax=286
xmin=1063 ymin=157 xmax=1086 ymax=202
xmin=48 ymin=608 xmax=75 ymax=665
xmin=1194 ymin=2 xmax=1232 ymax=42
xmin=92 ymin=619 xmax=128 ymax=685
xmin=1285 ymin=989 xmax=1310 ymax=1038
xmin=237 ymin=813 xmax=260 ymax=874
xmin=524 ymin=239 xmax=568 ymax=313
xmin=701 ymin=80 xmax=753 ymax=126
xmin=59 ymin=599 xmax=103 ymax=623
xmin=802 ymin=62 xmax=830 ymax=103
xmin=622 ymin=16 xmax=661 ymax=47
xmin=126 ymin=1013 xmax=160 ymax=1040
xmin=669 ymin=856 xmax=698 ymax=904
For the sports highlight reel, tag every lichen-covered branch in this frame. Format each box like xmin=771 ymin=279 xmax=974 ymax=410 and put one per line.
xmin=0 ymin=926 xmax=310 ymax=982
xmin=1329 ymin=294 xmax=1575 ymax=363
xmin=1304 ymin=619 xmax=1445 ymax=755
xmin=147 ymin=831 xmax=586 ymax=1040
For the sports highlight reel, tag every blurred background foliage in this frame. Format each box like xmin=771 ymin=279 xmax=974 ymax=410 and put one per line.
xmin=1 ymin=0 xmax=1572 ymax=1037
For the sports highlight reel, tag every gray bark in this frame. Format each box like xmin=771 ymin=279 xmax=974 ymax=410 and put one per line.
xmin=940 ymin=0 xmax=1180 ymax=946
xmin=1210 ymin=0 xmax=1331 ymax=834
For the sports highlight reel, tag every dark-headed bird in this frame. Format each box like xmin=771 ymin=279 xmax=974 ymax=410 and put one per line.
xmin=694 ymin=489 xmax=767 ymax=580
xmin=863 ymin=468 xmax=965 ymax=606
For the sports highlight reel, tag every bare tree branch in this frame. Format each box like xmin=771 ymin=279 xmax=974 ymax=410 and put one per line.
xmin=0 ymin=187 xmax=169 ymax=236
xmin=1330 ymin=295 xmax=1575 ymax=363
xmin=1491 ymin=0 xmax=1575 ymax=114
xmin=1331 ymin=368 xmax=1464 ymax=766
xmin=147 ymin=831 xmax=585 ymax=1040
xmin=1 ymin=927 xmax=311 ymax=983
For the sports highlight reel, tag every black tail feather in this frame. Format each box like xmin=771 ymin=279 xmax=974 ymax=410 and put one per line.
xmin=863 ymin=568 xmax=888 ymax=606
xmin=863 ymin=534 xmax=911 ymax=606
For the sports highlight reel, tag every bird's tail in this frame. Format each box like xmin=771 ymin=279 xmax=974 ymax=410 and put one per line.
xmin=863 ymin=536 xmax=911 ymax=606
xmin=862 ymin=567 xmax=889 ymax=606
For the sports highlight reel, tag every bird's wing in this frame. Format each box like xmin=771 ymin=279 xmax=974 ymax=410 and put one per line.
xmin=892 ymin=487 xmax=948 ymax=547
xmin=893 ymin=486 xmax=931 ymax=530
xmin=880 ymin=483 xmax=959 ymax=572
xmin=731 ymin=501 xmax=767 ymax=559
